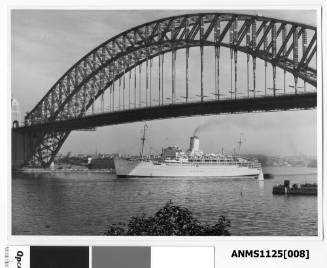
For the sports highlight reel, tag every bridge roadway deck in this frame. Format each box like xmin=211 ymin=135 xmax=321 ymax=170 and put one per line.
xmin=15 ymin=93 xmax=317 ymax=133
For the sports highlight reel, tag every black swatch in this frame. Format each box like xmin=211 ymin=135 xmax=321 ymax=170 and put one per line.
xmin=30 ymin=246 xmax=89 ymax=268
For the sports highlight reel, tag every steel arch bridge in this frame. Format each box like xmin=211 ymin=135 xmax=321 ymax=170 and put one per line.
xmin=15 ymin=12 xmax=317 ymax=167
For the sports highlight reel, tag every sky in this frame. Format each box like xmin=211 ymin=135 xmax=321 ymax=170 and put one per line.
xmin=11 ymin=9 xmax=317 ymax=157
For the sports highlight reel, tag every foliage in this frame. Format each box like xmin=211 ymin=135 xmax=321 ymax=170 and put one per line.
xmin=105 ymin=201 xmax=230 ymax=236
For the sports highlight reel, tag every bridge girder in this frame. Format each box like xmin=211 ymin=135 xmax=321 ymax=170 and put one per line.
xmin=20 ymin=13 xmax=317 ymax=167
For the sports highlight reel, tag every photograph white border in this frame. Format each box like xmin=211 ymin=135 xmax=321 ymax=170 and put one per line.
xmin=1 ymin=0 xmax=325 ymax=249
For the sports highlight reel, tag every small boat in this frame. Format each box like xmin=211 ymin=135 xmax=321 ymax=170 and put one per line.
xmin=272 ymin=180 xmax=317 ymax=196
xmin=263 ymin=173 xmax=274 ymax=179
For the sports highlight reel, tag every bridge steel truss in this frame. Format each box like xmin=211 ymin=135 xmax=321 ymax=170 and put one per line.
xmin=22 ymin=13 xmax=317 ymax=167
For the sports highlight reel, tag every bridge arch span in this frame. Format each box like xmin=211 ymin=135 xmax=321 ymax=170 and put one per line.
xmin=26 ymin=13 xmax=316 ymax=124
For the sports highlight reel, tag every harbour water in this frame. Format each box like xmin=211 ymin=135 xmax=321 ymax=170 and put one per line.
xmin=12 ymin=166 xmax=318 ymax=236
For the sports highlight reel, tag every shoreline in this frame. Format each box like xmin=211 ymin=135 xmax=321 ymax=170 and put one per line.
xmin=14 ymin=168 xmax=115 ymax=174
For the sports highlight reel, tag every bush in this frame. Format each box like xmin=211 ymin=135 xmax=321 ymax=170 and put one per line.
xmin=105 ymin=201 xmax=230 ymax=236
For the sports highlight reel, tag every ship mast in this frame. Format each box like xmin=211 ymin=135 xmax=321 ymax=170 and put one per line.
xmin=237 ymin=133 xmax=244 ymax=155
xmin=140 ymin=123 xmax=148 ymax=158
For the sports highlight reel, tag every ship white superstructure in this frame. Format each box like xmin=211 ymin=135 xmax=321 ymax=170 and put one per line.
xmin=114 ymin=135 xmax=264 ymax=180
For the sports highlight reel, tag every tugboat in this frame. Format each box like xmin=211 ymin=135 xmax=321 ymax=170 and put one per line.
xmin=272 ymin=180 xmax=317 ymax=196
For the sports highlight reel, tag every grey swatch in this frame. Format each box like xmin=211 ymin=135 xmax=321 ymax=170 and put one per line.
xmin=92 ymin=247 xmax=151 ymax=268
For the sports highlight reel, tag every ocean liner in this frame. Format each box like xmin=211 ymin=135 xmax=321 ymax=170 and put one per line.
xmin=114 ymin=126 xmax=264 ymax=180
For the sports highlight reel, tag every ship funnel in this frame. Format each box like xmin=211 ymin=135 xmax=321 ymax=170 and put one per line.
xmin=189 ymin=136 xmax=200 ymax=153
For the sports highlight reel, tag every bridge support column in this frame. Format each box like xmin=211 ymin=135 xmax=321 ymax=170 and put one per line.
xmin=186 ymin=47 xmax=189 ymax=102
xmin=161 ymin=54 xmax=164 ymax=105
xmin=284 ymin=70 xmax=286 ymax=94
xmin=118 ymin=78 xmax=121 ymax=110
xmin=146 ymin=58 xmax=149 ymax=106
xmin=185 ymin=18 xmax=189 ymax=103
xmin=246 ymin=55 xmax=249 ymax=98
xmin=282 ymin=25 xmax=287 ymax=95
xmin=264 ymin=61 xmax=267 ymax=95
xmin=273 ymin=65 xmax=276 ymax=96
xmin=113 ymin=81 xmax=115 ymax=111
xmin=264 ymin=23 xmax=268 ymax=96
xmin=172 ymin=49 xmax=176 ymax=104
xmin=200 ymin=45 xmax=204 ymax=102
xmin=109 ymin=84 xmax=112 ymax=111
xmin=200 ymin=17 xmax=204 ymax=102
xmin=149 ymin=59 xmax=152 ymax=106
xmin=123 ymin=71 xmax=126 ymax=109
xmin=302 ymin=30 xmax=307 ymax=93
xmin=234 ymin=50 xmax=237 ymax=100
xmin=128 ymin=70 xmax=131 ymax=109
xmin=251 ymin=20 xmax=256 ymax=98
xmin=230 ymin=48 xmax=233 ymax=98
xmin=134 ymin=67 xmax=137 ymax=108
xmin=252 ymin=56 xmax=256 ymax=97
xmin=215 ymin=45 xmax=220 ymax=100
xmin=158 ymin=53 xmax=161 ymax=105
xmin=101 ymin=92 xmax=104 ymax=112
xmin=139 ymin=64 xmax=142 ymax=107
xmin=214 ymin=18 xmax=221 ymax=100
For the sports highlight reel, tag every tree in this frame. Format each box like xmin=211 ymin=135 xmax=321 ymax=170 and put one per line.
xmin=105 ymin=201 xmax=230 ymax=236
